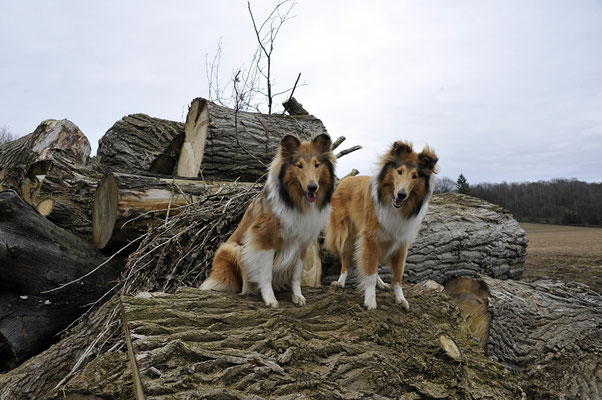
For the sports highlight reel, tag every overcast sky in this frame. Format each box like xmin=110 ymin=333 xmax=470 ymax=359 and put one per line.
xmin=1 ymin=0 xmax=601 ymax=183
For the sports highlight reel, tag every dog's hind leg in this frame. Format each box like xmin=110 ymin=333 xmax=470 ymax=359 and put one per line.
xmin=376 ymin=274 xmax=391 ymax=290
xmin=357 ymin=235 xmax=380 ymax=310
xmin=331 ymin=223 xmax=354 ymax=288
xmin=242 ymin=244 xmax=278 ymax=308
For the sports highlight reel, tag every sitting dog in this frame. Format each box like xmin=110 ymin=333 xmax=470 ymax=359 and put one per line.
xmin=201 ymin=133 xmax=336 ymax=307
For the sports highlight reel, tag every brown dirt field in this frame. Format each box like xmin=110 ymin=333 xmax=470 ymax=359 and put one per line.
xmin=520 ymin=222 xmax=602 ymax=293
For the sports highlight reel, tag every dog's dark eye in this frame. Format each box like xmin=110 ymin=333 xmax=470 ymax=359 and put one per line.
xmin=398 ymin=170 xmax=403 ymax=175
xmin=315 ymin=163 xmax=320 ymax=168
xmin=297 ymin=164 xmax=303 ymax=169
xmin=412 ymin=174 xmax=418 ymax=179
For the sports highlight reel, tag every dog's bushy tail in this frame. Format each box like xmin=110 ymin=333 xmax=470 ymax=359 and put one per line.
xmin=200 ymin=242 xmax=243 ymax=292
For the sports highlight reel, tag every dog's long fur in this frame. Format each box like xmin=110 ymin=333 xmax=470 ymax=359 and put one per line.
xmin=325 ymin=141 xmax=438 ymax=309
xmin=200 ymin=133 xmax=336 ymax=308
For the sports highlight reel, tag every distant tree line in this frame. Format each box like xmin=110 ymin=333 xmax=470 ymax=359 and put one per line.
xmin=470 ymin=179 xmax=602 ymax=227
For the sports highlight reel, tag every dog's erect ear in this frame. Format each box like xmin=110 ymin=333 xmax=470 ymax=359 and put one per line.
xmin=418 ymin=147 xmax=438 ymax=172
xmin=280 ymin=134 xmax=301 ymax=154
xmin=392 ymin=141 xmax=413 ymax=157
xmin=312 ymin=133 xmax=332 ymax=153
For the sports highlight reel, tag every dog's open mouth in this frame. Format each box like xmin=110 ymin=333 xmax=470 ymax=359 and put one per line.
xmin=392 ymin=197 xmax=403 ymax=208
xmin=305 ymin=192 xmax=316 ymax=203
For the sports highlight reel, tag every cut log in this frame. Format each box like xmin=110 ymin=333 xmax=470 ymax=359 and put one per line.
xmin=0 ymin=119 xmax=100 ymax=237
xmin=96 ymin=99 xmax=329 ymax=181
xmin=445 ymin=276 xmax=602 ymax=399
xmin=0 ymin=119 xmax=90 ymax=193
xmin=0 ymin=287 xmax=525 ymax=399
xmin=92 ymin=172 xmax=253 ymax=250
xmin=195 ymin=98 xmax=328 ymax=181
xmin=322 ymin=193 xmax=528 ymax=285
xmin=96 ymin=113 xmax=185 ymax=175
xmin=0 ymin=190 xmax=123 ymax=372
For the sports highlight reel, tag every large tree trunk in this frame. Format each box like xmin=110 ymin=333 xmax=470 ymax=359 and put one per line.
xmin=0 ymin=191 xmax=123 ymax=372
xmin=0 ymin=286 xmax=525 ymax=399
xmin=95 ymin=99 xmax=330 ymax=182
xmin=0 ymin=119 xmax=100 ymax=237
xmin=96 ymin=113 xmax=185 ymax=176
xmin=445 ymin=276 xmax=602 ymax=399
xmin=92 ymin=172 xmax=256 ymax=250
xmin=322 ymin=193 xmax=527 ymax=285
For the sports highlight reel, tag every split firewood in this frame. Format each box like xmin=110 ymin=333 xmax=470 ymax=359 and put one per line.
xmin=445 ymin=276 xmax=602 ymax=399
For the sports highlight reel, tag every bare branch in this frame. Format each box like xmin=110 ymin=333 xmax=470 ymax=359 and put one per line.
xmin=336 ymin=145 xmax=363 ymax=159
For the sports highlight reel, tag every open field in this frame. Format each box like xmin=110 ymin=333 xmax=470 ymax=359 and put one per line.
xmin=520 ymin=222 xmax=602 ymax=293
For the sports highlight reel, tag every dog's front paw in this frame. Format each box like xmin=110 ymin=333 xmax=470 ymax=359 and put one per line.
xmin=364 ymin=295 xmax=377 ymax=310
xmin=395 ymin=296 xmax=410 ymax=310
xmin=292 ymin=293 xmax=306 ymax=306
xmin=264 ymin=298 xmax=279 ymax=308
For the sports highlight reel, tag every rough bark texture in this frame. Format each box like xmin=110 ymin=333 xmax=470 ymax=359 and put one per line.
xmin=0 ymin=119 xmax=99 ymax=237
xmin=199 ymin=99 xmax=327 ymax=181
xmin=96 ymin=113 xmax=185 ymax=176
xmin=92 ymin=172 xmax=255 ymax=250
xmin=322 ymin=193 xmax=527 ymax=286
xmin=0 ymin=191 xmax=123 ymax=372
xmin=94 ymin=100 xmax=329 ymax=182
xmin=47 ymin=287 xmax=521 ymax=399
xmin=445 ymin=276 xmax=602 ymax=399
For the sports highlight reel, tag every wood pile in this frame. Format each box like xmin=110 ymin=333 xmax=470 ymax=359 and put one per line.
xmin=0 ymin=97 xmax=599 ymax=399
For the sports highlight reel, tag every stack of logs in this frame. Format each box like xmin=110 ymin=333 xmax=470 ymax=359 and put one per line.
xmin=1 ymin=97 xmax=600 ymax=399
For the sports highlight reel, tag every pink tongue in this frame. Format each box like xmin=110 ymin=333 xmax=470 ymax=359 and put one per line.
xmin=394 ymin=198 xmax=403 ymax=208
xmin=306 ymin=192 xmax=316 ymax=203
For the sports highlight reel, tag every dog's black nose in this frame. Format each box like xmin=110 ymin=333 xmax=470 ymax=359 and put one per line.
xmin=397 ymin=190 xmax=407 ymax=200
xmin=307 ymin=183 xmax=318 ymax=193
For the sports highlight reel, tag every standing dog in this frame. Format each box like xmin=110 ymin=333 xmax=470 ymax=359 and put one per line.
xmin=325 ymin=141 xmax=437 ymax=309
xmin=200 ymin=133 xmax=336 ymax=308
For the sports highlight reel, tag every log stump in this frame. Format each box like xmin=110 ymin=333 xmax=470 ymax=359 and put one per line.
xmin=445 ymin=276 xmax=602 ymax=399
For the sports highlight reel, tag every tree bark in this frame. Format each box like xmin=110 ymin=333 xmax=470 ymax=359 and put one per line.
xmin=198 ymin=98 xmax=328 ymax=181
xmin=0 ymin=119 xmax=101 ymax=237
xmin=0 ymin=191 xmax=123 ymax=372
xmin=322 ymin=193 xmax=528 ymax=285
xmin=445 ymin=276 xmax=602 ymax=399
xmin=92 ymin=172 xmax=252 ymax=250
xmin=96 ymin=113 xmax=185 ymax=175
xmin=95 ymin=99 xmax=330 ymax=182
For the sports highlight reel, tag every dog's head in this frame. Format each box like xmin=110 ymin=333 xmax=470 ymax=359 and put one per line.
xmin=377 ymin=141 xmax=438 ymax=212
xmin=276 ymin=133 xmax=336 ymax=209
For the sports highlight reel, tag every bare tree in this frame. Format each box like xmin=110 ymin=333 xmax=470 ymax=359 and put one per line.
xmin=434 ymin=176 xmax=456 ymax=194
xmin=0 ymin=125 xmax=17 ymax=144
xmin=205 ymin=0 xmax=304 ymax=114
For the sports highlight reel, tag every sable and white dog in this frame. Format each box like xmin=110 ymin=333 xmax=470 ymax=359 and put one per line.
xmin=325 ymin=141 xmax=437 ymax=309
xmin=200 ymin=133 xmax=336 ymax=308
